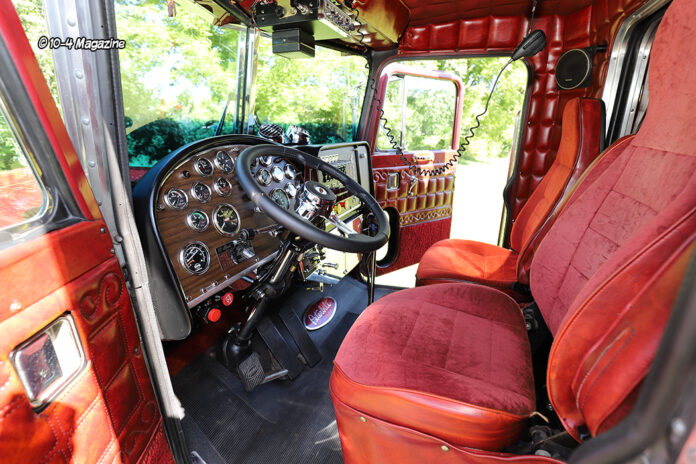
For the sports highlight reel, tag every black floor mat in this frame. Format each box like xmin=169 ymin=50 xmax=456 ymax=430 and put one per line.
xmin=173 ymin=277 xmax=395 ymax=464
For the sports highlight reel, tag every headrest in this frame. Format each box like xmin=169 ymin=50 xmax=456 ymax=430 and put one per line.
xmin=634 ymin=0 xmax=696 ymax=154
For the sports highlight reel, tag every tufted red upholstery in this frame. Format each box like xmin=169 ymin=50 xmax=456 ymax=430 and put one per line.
xmin=332 ymin=0 xmax=696 ymax=460
xmin=416 ymin=97 xmax=603 ymax=288
xmin=399 ymin=0 xmax=646 ymax=225
xmin=332 ymin=283 xmax=535 ymax=451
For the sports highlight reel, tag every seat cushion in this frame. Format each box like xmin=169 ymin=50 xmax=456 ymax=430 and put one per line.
xmin=331 ymin=283 xmax=535 ymax=451
xmin=416 ymin=239 xmax=519 ymax=287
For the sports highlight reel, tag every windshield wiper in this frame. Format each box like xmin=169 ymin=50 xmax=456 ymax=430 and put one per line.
xmin=215 ymin=91 xmax=234 ymax=136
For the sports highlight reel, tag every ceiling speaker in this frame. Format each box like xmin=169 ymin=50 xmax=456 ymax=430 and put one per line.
xmin=555 ymin=48 xmax=593 ymax=90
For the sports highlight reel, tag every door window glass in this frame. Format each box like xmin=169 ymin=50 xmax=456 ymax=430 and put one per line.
xmin=0 ymin=107 xmax=48 ymax=230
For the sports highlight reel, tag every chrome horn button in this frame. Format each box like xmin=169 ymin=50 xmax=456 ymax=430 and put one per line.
xmin=295 ymin=180 xmax=336 ymax=221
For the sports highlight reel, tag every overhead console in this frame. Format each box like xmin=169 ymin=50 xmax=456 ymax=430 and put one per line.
xmin=250 ymin=0 xmax=410 ymax=53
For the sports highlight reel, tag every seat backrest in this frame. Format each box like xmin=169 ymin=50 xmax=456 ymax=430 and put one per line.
xmin=511 ymin=97 xmax=604 ymax=285
xmin=529 ymin=0 xmax=696 ymax=441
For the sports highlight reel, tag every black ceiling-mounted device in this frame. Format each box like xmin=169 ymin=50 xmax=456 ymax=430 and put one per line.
xmin=555 ymin=45 xmax=607 ymax=90
xmin=255 ymin=0 xmax=359 ymax=58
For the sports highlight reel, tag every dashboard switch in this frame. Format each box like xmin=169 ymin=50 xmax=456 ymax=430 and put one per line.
xmin=222 ymin=292 xmax=234 ymax=306
xmin=205 ymin=308 xmax=222 ymax=323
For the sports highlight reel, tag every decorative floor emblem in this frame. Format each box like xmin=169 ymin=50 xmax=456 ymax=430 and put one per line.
xmin=303 ymin=297 xmax=337 ymax=331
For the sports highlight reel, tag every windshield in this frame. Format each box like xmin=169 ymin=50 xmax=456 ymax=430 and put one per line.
xmin=117 ymin=0 xmax=367 ymax=170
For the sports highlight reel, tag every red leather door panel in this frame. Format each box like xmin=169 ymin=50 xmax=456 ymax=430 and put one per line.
xmin=0 ymin=3 xmax=173 ymax=462
xmin=367 ymin=65 xmax=463 ymax=274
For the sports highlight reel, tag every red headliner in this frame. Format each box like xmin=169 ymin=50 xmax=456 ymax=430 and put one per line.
xmin=401 ymin=0 xmax=596 ymax=26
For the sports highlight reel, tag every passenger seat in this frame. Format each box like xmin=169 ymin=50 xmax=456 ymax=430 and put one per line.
xmin=416 ymin=97 xmax=605 ymax=291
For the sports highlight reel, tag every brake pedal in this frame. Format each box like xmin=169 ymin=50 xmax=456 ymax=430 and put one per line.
xmin=236 ymin=352 xmax=289 ymax=392
xmin=237 ymin=352 xmax=265 ymax=392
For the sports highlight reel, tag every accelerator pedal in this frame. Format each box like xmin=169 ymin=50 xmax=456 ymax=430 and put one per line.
xmin=279 ymin=307 xmax=322 ymax=367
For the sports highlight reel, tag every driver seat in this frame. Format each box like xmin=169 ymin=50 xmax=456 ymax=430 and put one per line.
xmin=330 ymin=0 xmax=696 ymax=461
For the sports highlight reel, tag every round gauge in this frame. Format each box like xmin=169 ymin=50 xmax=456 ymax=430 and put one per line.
xmin=270 ymin=189 xmax=290 ymax=209
xmin=256 ymin=169 xmax=272 ymax=186
xmin=284 ymin=164 xmax=296 ymax=180
xmin=186 ymin=210 xmax=209 ymax=232
xmin=179 ymin=242 xmax=210 ymax=275
xmin=164 ymin=188 xmax=188 ymax=210
xmin=271 ymin=166 xmax=284 ymax=183
xmin=194 ymin=158 xmax=214 ymax=176
xmin=213 ymin=203 xmax=241 ymax=236
xmin=284 ymin=183 xmax=297 ymax=198
xmin=214 ymin=151 xmax=235 ymax=174
xmin=190 ymin=182 xmax=212 ymax=203
xmin=213 ymin=177 xmax=232 ymax=197
xmin=260 ymin=155 xmax=273 ymax=166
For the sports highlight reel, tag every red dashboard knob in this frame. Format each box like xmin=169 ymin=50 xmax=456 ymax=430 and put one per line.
xmin=222 ymin=292 xmax=234 ymax=306
xmin=206 ymin=308 xmax=222 ymax=323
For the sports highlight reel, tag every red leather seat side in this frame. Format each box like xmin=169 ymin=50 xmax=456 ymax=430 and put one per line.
xmin=416 ymin=97 xmax=603 ymax=288
xmin=331 ymin=283 xmax=535 ymax=451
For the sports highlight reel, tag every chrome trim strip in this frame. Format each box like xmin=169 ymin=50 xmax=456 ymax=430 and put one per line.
xmin=601 ymin=0 xmax=671 ymax=130
xmin=186 ymin=251 xmax=278 ymax=308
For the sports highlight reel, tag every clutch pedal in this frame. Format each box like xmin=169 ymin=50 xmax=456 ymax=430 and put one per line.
xmin=236 ymin=352 xmax=288 ymax=392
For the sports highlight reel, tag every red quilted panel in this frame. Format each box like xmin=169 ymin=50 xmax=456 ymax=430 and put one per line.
xmin=0 ymin=256 xmax=173 ymax=464
xmin=398 ymin=0 xmax=647 ymax=224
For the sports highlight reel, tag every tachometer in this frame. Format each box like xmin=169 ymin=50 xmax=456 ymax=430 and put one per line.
xmin=179 ymin=242 xmax=210 ymax=275
xmin=191 ymin=182 xmax=212 ymax=203
xmin=256 ymin=169 xmax=272 ymax=186
xmin=164 ymin=188 xmax=188 ymax=210
xmin=270 ymin=189 xmax=290 ymax=210
xmin=186 ymin=210 xmax=209 ymax=232
xmin=194 ymin=158 xmax=214 ymax=176
xmin=214 ymin=177 xmax=232 ymax=197
xmin=214 ymin=150 xmax=235 ymax=174
xmin=213 ymin=203 xmax=241 ymax=236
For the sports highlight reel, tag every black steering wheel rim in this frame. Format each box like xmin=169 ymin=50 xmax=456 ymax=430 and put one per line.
xmin=236 ymin=145 xmax=389 ymax=253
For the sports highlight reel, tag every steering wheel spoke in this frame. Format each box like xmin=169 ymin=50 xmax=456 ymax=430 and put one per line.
xmin=324 ymin=211 xmax=357 ymax=236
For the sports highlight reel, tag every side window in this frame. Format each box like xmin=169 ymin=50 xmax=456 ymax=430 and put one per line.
xmin=0 ymin=105 xmax=48 ymax=231
xmin=376 ymin=73 xmax=458 ymax=151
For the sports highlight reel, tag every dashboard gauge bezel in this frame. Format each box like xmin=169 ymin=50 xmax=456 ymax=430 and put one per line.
xmin=178 ymin=241 xmax=211 ymax=275
xmin=256 ymin=168 xmax=272 ymax=186
xmin=271 ymin=166 xmax=284 ymax=183
xmin=164 ymin=188 xmax=189 ymax=210
xmin=213 ymin=177 xmax=232 ymax=197
xmin=212 ymin=203 xmax=242 ymax=236
xmin=284 ymin=164 xmax=296 ymax=180
xmin=186 ymin=210 xmax=210 ymax=233
xmin=214 ymin=150 xmax=235 ymax=174
xmin=259 ymin=155 xmax=273 ymax=166
xmin=270 ymin=188 xmax=290 ymax=210
xmin=193 ymin=157 xmax=214 ymax=177
xmin=284 ymin=183 xmax=297 ymax=198
xmin=190 ymin=182 xmax=212 ymax=203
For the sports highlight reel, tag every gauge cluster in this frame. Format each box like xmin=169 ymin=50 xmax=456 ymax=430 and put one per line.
xmin=153 ymin=144 xmax=301 ymax=308
xmin=251 ymin=155 xmax=303 ymax=213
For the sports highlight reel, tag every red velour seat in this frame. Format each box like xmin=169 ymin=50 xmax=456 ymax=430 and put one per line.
xmin=331 ymin=0 xmax=696 ymax=461
xmin=416 ymin=97 xmax=604 ymax=289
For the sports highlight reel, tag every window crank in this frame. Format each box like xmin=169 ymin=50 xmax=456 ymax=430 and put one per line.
xmin=404 ymin=172 xmax=419 ymax=195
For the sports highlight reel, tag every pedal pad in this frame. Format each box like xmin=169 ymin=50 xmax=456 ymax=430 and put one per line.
xmin=236 ymin=352 xmax=265 ymax=392
xmin=256 ymin=318 xmax=304 ymax=379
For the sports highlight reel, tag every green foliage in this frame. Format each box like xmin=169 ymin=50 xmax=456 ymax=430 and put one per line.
xmin=254 ymin=39 xmax=367 ymax=143
xmin=2 ymin=0 xmax=61 ymax=170
xmin=378 ymin=57 xmax=527 ymax=163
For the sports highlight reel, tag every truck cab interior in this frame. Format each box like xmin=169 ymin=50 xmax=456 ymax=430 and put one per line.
xmin=0 ymin=0 xmax=695 ymax=463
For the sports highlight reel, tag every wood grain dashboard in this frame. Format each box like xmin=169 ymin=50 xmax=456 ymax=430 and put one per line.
xmin=154 ymin=143 xmax=302 ymax=306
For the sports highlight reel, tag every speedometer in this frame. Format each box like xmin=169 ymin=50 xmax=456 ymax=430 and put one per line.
xmin=270 ymin=189 xmax=290 ymax=210
xmin=214 ymin=150 xmax=235 ymax=174
xmin=213 ymin=203 xmax=241 ymax=236
xmin=179 ymin=242 xmax=210 ymax=275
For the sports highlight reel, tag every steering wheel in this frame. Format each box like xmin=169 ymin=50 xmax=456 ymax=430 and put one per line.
xmin=236 ymin=145 xmax=389 ymax=253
